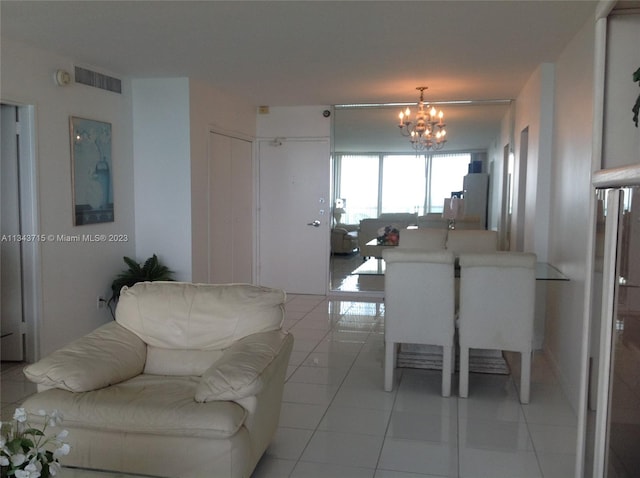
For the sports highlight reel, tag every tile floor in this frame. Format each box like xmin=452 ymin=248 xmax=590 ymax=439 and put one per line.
xmin=1 ymin=293 xmax=579 ymax=478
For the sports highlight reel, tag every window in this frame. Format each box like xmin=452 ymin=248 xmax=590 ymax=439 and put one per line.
xmin=337 ymin=155 xmax=379 ymax=224
xmin=335 ymin=152 xmax=472 ymax=222
xmin=429 ymin=154 xmax=473 ymax=213
xmin=381 ymin=155 xmax=426 ymax=214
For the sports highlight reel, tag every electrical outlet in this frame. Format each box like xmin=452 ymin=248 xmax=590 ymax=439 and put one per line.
xmin=97 ymin=296 xmax=106 ymax=309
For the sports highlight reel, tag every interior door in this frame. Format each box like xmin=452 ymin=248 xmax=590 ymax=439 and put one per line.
xmin=258 ymin=138 xmax=330 ymax=295
xmin=208 ymin=131 xmax=253 ymax=284
xmin=1 ymin=104 xmax=24 ymax=361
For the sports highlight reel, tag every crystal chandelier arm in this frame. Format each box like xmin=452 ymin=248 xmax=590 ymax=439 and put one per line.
xmin=395 ymin=86 xmax=448 ymax=152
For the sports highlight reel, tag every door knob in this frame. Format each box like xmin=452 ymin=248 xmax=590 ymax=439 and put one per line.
xmin=307 ymin=220 xmax=321 ymax=227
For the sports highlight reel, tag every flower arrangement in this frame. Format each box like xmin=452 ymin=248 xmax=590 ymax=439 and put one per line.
xmin=1 ymin=408 xmax=70 ymax=478
xmin=377 ymin=225 xmax=400 ymax=245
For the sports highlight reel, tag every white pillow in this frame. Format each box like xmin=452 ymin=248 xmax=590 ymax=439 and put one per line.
xmin=23 ymin=322 xmax=146 ymax=392
xmin=195 ymin=331 xmax=291 ymax=402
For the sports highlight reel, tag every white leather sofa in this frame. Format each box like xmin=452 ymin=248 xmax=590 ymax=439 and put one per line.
xmin=358 ymin=213 xmax=418 ymax=259
xmin=331 ymin=223 xmax=359 ymax=254
xmin=22 ymin=282 xmax=293 ymax=478
xmin=416 ymin=213 xmax=483 ymax=230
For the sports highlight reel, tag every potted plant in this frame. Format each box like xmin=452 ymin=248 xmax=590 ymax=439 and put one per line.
xmin=1 ymin=408 xmax=70 ymax=478
xmin=107 ymin=254 xmax=174 ymax=316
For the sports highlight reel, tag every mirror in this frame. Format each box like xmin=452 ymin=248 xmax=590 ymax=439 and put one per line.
xmin=329 ymin=102 xmax=511 ymax=294
xmin=584 ymin=185 xmax=640 ymax=476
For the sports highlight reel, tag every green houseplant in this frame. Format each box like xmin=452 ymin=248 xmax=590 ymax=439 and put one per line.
xmin=108 ymin=254 xmax=174 ymax=316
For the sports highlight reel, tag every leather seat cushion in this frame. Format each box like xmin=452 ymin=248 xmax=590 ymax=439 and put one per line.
xmin=21 ymin=375 xmax=247 ymax=439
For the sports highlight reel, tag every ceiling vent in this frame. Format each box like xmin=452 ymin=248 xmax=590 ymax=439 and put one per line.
xmin=74 ymin=66 xmax=122 ymax=94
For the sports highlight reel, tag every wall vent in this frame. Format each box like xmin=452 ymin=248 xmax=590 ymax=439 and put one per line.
xmin=74 ymin=66 xmax=122 ymax=94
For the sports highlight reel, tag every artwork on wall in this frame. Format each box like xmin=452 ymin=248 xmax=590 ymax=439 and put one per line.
xmin=70 ymin=116 xmax=114 ymax=225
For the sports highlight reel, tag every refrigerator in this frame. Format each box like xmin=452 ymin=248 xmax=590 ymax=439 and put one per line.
xmin=462 ymin=173 xmax=489 ymax=229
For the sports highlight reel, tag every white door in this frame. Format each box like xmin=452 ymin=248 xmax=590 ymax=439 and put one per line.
xmin=1 ymin=104 xmax=24 ymax=360
xmin=258 ymin=138 xmax=330 ymax=295
xmin=209 ymin=131 xmax=253 ymax=284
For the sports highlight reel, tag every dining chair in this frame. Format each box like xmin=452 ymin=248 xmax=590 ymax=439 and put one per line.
xmin=382 ymin=249 xmax=456 ymax=396
xmin=398 ymin=227 xmax=448 ymax=251
xmin=457 ymin=252 xmax=537 ymax=403
xmin=445 ymin=229 xmax=498 ymax=255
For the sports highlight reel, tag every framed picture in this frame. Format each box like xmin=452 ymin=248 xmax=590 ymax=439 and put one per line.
xmin=70 ymin=116 xmax=114 ymax=225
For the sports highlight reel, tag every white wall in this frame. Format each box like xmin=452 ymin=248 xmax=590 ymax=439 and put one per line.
xmin=188 ymin=78 xmax=257 ymax=283
xmin=0 ymin=39 xmax=136 ymax=356
xmin=131 ymin=78 xmax=192 ymax=281
xmin=546 ymin=16 xmax=596 ymax=409
xmin=257 ymin=106 xmax=331 ymax=139
xmin=513 ymin=63 xmax=555 ymax=261
xmin=487 ymin=103 xmax=513 ymax=241
xmin=131 ymin=78 xmax=257 ymax=284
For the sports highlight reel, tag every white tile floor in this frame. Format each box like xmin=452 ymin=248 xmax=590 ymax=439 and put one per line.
xmin=1 ymin=294 xmax=579 ymax=478
xmin=252 ymin=294 xmax=578 ymax=478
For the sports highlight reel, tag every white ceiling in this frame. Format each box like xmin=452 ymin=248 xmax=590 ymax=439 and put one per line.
xmin=1 ymin=0 xmax=598 ymax=151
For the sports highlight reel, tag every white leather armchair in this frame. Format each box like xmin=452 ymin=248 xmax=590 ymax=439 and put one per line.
xmin=382 ymin=249 xmax=456 ymax=396
xmin=457 ymin=252 xmax=536 ymax=403
xmin=22 ymin=282 xmax=293 ymax=478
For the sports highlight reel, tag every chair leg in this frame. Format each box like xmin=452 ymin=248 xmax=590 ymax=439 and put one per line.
xmin=520 ymin=348 xmax=532 ymax=404
xmin=441 ymin=344 xmax=453 ymax=397
xmin=459 ymin=346 xmax=469 ymax=398
xmin=384 ymin=341 xmax=395 ymax=392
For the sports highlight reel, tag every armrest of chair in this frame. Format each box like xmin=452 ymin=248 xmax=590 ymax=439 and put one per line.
xmin=23 ymin=321 xmax=147 ymax=392
xmin=195 ymin=330 xmax=293 ymax=402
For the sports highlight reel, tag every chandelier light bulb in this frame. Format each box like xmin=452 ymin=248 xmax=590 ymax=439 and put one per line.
xmin=395 ymin=86 xmax=448 ymax=152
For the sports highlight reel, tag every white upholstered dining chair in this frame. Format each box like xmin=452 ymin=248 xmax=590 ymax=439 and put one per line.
xmin=457 ymin=252 xmax=537 ymax=403
xmin=398 ymin=227 xmax=448 ymax=251
xmin=382 ymin=249 xmax=456 ymax=396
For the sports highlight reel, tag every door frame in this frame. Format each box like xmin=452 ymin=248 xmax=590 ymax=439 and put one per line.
xmin=1 ymin=102 xmax=42 ymax=363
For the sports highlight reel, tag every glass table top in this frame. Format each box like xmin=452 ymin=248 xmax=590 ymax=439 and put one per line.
xmin=353 ymin=258 xmax=570 ymax=281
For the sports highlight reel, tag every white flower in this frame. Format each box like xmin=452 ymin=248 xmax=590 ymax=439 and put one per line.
xmin=11 ymin=452 xmax=27 ymax=466
xmin=48 ymin=461 xmax=61 ymax=476
xmin=53 ymin=443 xmax=70 ymax=458
xmin=47 ymin=410 xmax=63 ymax=427
xmin=15 ymin=462 xmax=41 ymax=478
xmin=0 ymin=455 xmax=9 ymax=466
xmin=56 ymin=429 xmax=69 ymax=440
xmin=13 ymin=408 xmax=28 ymax=423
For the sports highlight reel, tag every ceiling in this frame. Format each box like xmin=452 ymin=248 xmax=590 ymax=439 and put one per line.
xmin=1 ymin=0 xmax=598 ymax=151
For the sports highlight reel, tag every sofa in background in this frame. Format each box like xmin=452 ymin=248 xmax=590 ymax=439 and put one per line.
xmin=22 ymin=282 xmax=293 ymax=478
xmin=331 ymin=223 xmax=358 ymax=254
xmin=417 ymin=213 xmax=483 ymax=230
xmin=358 ymin=213 xmax=418 ymax=259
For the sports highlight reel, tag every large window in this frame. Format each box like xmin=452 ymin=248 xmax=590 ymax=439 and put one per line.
xmin=335 ymin=152 xmax=472 ymax=223
xmin=337 ymin=155 xmax=379 ymax=223
xmin=429 ymin=154 xmax=473 ymax=213
xmin=381 ymin=155 xmax=426 ymax=214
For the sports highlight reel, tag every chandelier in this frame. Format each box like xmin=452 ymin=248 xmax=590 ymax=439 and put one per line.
xmin=397 ymin=86 xmax=447 ymax=151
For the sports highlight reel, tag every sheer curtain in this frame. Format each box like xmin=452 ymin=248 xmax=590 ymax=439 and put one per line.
xmin=335 ymin=152 xmax=472 ymax=222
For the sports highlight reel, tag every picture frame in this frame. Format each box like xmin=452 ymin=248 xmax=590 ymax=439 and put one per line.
xmin=70 ymin=116 xmax=114 ymax=225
